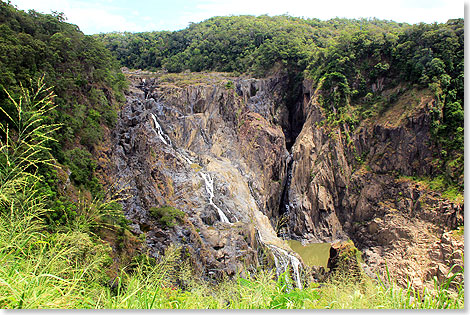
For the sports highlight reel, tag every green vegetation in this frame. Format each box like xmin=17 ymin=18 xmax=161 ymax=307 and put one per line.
xmin=401 ymin=174 xmax=464 ymax=204
xmin=309 ymin=19 xmax=464 ymax=188
xmin=149 ymin=205 xmax=185 ymax=227
xmin=225 ymin=80 xmax=234 ymax=89
xmin=0 ymin=1 xmax=127 ymax=205
xmin=0 ymin=3 xmax=464 ymax=309
xmin=0 ymin=81 xmax=463 ymax=309
xmin=0 ymin=79 xmax=116 ymax=308
xmin=98 ymin=16 xmax=463 ymax=190
xmin=97 ymin=16 xmax=408 ymax=76
xmin=315 ymin=263 xmax=464 ymax=309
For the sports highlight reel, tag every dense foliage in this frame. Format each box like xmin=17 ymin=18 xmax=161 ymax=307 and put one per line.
xmin=96 ymin=16 xmax=408 ymax=76
xmin=309 ymin=19 xmax=464 ymax=187
xmin=398 ymin=20 xmax=464 ymax=185
xmin=0 ymin=1 xmax=127 ymax=223
xmin=0 ymin=1 xmax=464 ymax=308
xmin=0 ymin=79 xmax=463 ymax=309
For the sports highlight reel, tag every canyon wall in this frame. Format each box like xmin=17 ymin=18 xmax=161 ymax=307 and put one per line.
xmin=98 ymin=70 xmax=306 ymax=282
xmin=287 ymin=79 xmax=463 ymax=288
xmin=99 ymin=70 xmax=463 ymax=289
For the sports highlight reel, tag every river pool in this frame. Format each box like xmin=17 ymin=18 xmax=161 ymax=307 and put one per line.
xmin=287 ymin=240 xmax=331 ymax=269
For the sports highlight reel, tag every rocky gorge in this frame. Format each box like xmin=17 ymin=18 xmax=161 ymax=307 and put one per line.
xmin=96 ymin=69 xmax=463 ymax=291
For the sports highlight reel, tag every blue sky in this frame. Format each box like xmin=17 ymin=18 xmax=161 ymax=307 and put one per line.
xmin=9 ymin=0 xmax=464 ymax=35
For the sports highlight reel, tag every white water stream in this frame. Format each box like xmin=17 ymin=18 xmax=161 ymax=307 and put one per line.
xmin=199 ymin=172 xmax=231 ymax=224
xmin=150 ymin=112 xmax=231 ymax=224
xmin=150 ymin=113 xmax=172 ymax=146
xmin=268 ymin=244 xmax=302 ymax=289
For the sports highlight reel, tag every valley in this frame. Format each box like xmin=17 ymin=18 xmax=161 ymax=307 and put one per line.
xmin=0 ymin=2 xmax=464 ymax=308
xmin=97 ymin=68 xmax=463 ymax=292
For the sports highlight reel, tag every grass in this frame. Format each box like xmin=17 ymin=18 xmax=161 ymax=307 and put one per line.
xmin=373 ymin=87 xmax=432 ymax=128
xmin=0 ymin=234 xmax=464 ymax=309
xmin=149 ymin=206 xmax=185 ymax=227
xmin=400 ymin=175 xmax=464 ymax=204
xmin=125 ymin=69 xmax=240 ymax=88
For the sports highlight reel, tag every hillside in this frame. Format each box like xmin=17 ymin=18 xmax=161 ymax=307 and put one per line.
xmin=0 ymin=0 xmax=127 ymax=197
xmin=96 ymin=16 xmax=408 ymax=75
xmin=0 ymin=1 xmax=464 ymax=309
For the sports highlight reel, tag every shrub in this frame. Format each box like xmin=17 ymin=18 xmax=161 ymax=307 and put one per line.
xmin=63 ymin=148 xmax=101 ymax=195
xmin=225 ymin=81 xmax=234 ymax=89
xmin=320 ymin=72 xmax=351 ymax=111
xmin=149 ymin=206 xmax=185 ymax=227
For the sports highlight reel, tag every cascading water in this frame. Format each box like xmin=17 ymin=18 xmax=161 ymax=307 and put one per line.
xmin=277 ymin=154 xmax=293 ymax=239
xmin=142 ymin=76 xmax=304 ymax=288
xmin=199 ymin=172 xmax=231 ymax=224
xmin=177 ymin=149 xmax=194 ymax=166
xmin=254 ymin=229 xmax=303 ymax=290
xmin=268 ymin=244 xmax=302 ymax=290
xmin=150 ymin=113 xmax=172 ymax=147
xmin=149 ymin=111 xmax=231 ymax=224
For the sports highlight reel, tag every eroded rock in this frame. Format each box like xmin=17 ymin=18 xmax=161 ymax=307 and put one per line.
xmin=96 ymin=70 xmax=464 ymax=291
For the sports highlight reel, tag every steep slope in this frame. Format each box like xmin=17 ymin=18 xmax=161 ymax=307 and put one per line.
xmin=97 ymin=69 xmax=306 ymax=282
xmin=286 ymin=79 xmax=463 ymax=289
xmin=0 ymin=2 xmax=463 ymax=304
xmin=0 ymin=1 xmax=126 ymax=223
xmin=98 ymin=68 xmax=463 ymax=292
xmin=95 ymin=17 xmax=463 ymax=291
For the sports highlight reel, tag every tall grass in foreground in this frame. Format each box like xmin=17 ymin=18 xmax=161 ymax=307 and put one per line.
xmin=0 ymin=79 xmax=113 ymax=308
xmin=314 ymin=264 xmax=464 ymax=309
xmin=0 ymin=80 xmax=464 ymax=309
xmin=87 ymin=258 xmax=463 ymax=309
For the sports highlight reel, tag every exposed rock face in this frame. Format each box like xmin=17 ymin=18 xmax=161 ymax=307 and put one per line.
xmin=101 ymin=71 xmax=303 ymax=279
xmin=99 ymin=70 xmax=463 ymax=290
xmin=286 ymin=80 xmax=464 ymax=290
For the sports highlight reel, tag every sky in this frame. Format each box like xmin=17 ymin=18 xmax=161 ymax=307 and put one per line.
xmin=8 ymin=0 xmax=464 ymax=35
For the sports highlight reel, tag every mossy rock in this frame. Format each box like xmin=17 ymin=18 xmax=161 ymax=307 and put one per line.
xmin=327 ymin=240 xmax=363 ymax=278
xmin=190 ymin=163 xmax=202 ymax=172
xmin=149 ymin=206 xmax=185 ymax=227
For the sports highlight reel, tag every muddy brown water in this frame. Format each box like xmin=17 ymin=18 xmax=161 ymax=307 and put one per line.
xmin=287 ymin=240 xmax=331 ymax=269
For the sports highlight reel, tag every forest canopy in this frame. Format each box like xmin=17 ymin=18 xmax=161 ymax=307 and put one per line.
xmin=0 ymin=1 xmax=464 ymax=309
xmin=95 ymin=15 xmax=410 ymax=76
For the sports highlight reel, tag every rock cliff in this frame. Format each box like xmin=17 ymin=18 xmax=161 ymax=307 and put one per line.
xmin=98 ymin=70 xmax=305 ymax=282
xmin=98 ymin=69 xmax=463 ymax=290
xmin=287 ymin=80 xmax=464 ymax=289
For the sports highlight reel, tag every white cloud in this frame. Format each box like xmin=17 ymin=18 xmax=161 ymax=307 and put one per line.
xmin=191 ymin=0 xmax=463 ymax=24
xmin=67 ymin=7 xmax=143 ymax=33
xmin=10 ymin=0 xmax=145 ymax=33
xmin=11 ymin=0 xmax=66 ymax=14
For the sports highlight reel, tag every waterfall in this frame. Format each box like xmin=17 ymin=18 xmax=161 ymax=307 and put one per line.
xmin=149 ymin=112 xmax=231 ymax=224
xmin=267 ymin=155 xmax=303 ymax=289
xmin=150 ymin=113 xmax=172 ymax=147
xmin=268 ymin=244 xmax=302 ymax=289
xmin=200 ymin=172 xmax=231 ymax=224
xmin=178 ymin=150 xmax=194 ymax=166
xmin=277 ymin=154 xmax=293 ymax=239
xmin=140 ymin=76 xmax=303 ymax=290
